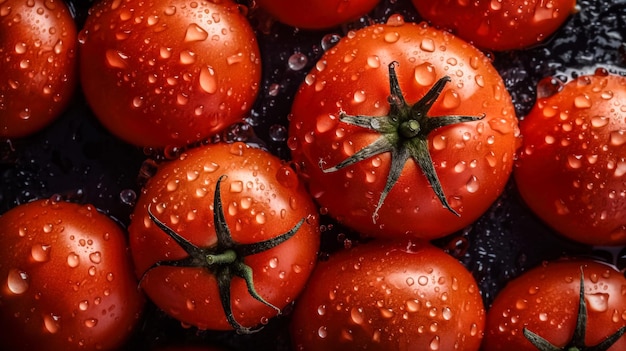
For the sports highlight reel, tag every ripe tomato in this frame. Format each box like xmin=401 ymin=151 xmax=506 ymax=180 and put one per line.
xmin=483 ymin=259 xmax=626 ymax=350
xmin=79 ymin=0 xmax=261 ymax=148
xmin=255 ymin=0 xmax=380 ymax=30
xmin=411 ymin=0 xmax=577 ymax=51
xmin=129 ymin=142 xmax=320 ymax=333
xmin=514 ymin=72 xmax=626 ymax=246
xmin=0 ymin=0 xmax=78 ymax=138
xmin=288 ymin=18 xmax=519 ymax=240
xmin=0 ymin=199 xmax=145 ymax=351
xmin=290 ymin=240 xmax=485 ymax=350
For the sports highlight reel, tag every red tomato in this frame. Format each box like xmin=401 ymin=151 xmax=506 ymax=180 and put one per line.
xmin=483 ymin=259 xmax=626 ymax=350
xmin=288 ymin=19 xmax=519 ymax=240
xmin=0 ymin=0 xmax=78 ymax=138
xmin=0 ymin=199 xmax=145 ymax=350
xmin=290 ymin=240 xmax=485 ymax=350
xmin=514 ymin=72 xmax=626 ymax=246
xmin=79 ymin=0 xmax=261 ymax=148
xmin=129 ymin=142 xmax=320 ymax=333
xmin=255 ymin=0 xmax=380 ymax=30
xmin=412 ymin=0 xmax=577 ymax=51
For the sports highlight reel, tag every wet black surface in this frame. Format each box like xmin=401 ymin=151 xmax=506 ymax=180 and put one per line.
xmin=1 ymin=0 xmax=626 ymax=350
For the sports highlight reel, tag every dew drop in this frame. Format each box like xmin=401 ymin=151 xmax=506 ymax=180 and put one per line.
xmin=255 ymin=212 xmax=266 ymax=224
xmin=384 ymin=31 xmax=399 ymax=43
xmin=350 ymin=307 xmax=365 ymax=325
xmin=67 ymin=252 xmax=80 ymax=268
xmin=43 ymin=313 xmax=61 ymax=334
xmin=420 ymin=38 xmax=436 ymax=52
xmin=567 ymin=154 xmax=583 ymax=169
xmin=89 ymin=252 xmax=102 ymax=264
xmin=591 ymin=116 xmax=609 ymax=128
xmin=586 ymin=293 xmax=609 ymax=312
xmin=199 ymin=66 xmax=217 ymax=94
xmin=441 ymin=89 xmax=461 ymax=109
xmin=353 ymin=90 xmax=366 ymax=103
xmin=179 ymin=50 xmax=196 ymax=64
xmin=288 ymin=52 xmax=308 ymax=71
xmin=366 ymin=55 xmax=380 ymax=69
xmin=609 ymin=130 xmax=626 ymax=146
xmin=318 ymin=326 xmax=328 ymax=339
xmin=229 ymin=180 xmax=243 ymax=193
xmin=84 ymin=318 xmax=98 ymax=328
xmin=574 ymin=94 xmax=592 ymax=109
xmin=79 ymin=300 xmax=89 ymax=311
xmin=429 ymin=336 xmax=440 ymax=350
xmin=414 ymin=63 xmax=436 ymax=86
xmin=184 ymin=23 xmax=208 ymax=42
xmin=105 ymin=50 xmax=129 ymax=69
xmin=7 ymin=269 xmax=29 ymax=294
xmin=465 ymin=175 xmax=479 ymax=193
xmin=31 ymin=244 xmax=51 ymax=262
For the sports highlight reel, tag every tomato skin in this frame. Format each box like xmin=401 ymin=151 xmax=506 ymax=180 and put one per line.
xmin=129 ymin=142 xmax=320 ymax=330
xmin=288 ymin=20 xmax=518 ymax=240
xmin=514 ymin=73 xmax=626 ymax=246
xmin=255 ymin=0 xmax=380 ymax=30
xmin=79 ymin=0 xmax=261 ymax=148
xmin=0 ymin=199 xmax=145 ymax=351
xmin=483 ymin=259 xmax=626 ymax=350
xmin=290 ymin=240 xmax=485 ymax=350
xmin=0 ymin=0 xmax=78 ymax=138
xmin=412 ymin=0 xmax=577 ymax=51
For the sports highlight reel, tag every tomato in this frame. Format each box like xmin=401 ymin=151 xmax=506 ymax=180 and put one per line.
xmin=0 ymin=199 xmax=145 ymax=350
xmin=411 ymin=0 xmax=577 ymax=51
xmin=288 ymin=18 xmax=519 ymax=240
xmin=290 ymin=240 xmax=485 ymax=350
xmin=483 ymin=259 xmax=626 ymax=351
xmin=128 ymin=142 xmax=320 ymax=333
xmin=254 ymin=0 xmax=380 ymax=30
xmin=514 ymin=72 xmax=626 ymax=246
xmin=0 ymin=0 xmax=78 ymax=138
xmin=79 ymin=0 xmax=261 ymax=148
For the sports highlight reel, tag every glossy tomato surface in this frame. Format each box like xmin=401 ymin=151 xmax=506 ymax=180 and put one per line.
xmin=515 ymin=73 xmax=626 ymax=246
xmin=483 ymin=259 xmax=626 ymax=350
xmin=412 ymin=0 xmax=578 ymax=51
xmin=255 ymin=0 xmax=381 ymax=30
xmin=0 ymin=199 xmax=145 ymax=350
xmin=291 ymin=240 xmax=485 ymax=350
xmin=79 ymin=0 xmax=261 ymax=148
xmin=0 ymin=0 xmax=78 ymax=138
xmin=288 ymin=19 xmax=519 ymax=240
xmin=129 ymin=142 xmax=320 ymax=331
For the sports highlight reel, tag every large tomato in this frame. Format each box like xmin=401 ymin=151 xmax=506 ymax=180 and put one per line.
xmin=0 ymin=199 xmax=145 ymax=350
xmin=129 ymin=142 xmax=320 ymax=333
xmin=412 ymin=0 xmax=578 ymax=51
xmin=288 ymin=18 xmax=519 ymax=240
xmin=0 ymin=0 xmax=78 ymax=138
xmin=514 ymin=72 xmax=626 ymax=246
xmin=483 ymin=259 xmax=626 ymax=351
xmin=290 ymin=240 xmax=485 ymax=350
xmin=79 ymin=0 xmax=261 ymax=148
xmin=255 ymin=0 xmax=381 ymax=30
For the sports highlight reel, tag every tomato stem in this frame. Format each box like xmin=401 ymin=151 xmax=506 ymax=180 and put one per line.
xmin=322 ymin=61 xmax=484 ymax=221
xmin=142 ymin=175 xmax=305 ymax=334
xmin=523 ymin=268 xmax=626 ymax=351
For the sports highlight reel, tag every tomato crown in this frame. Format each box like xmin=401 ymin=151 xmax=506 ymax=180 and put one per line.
xmin=523 ymin=268 xmax=626 ymax=351
xmin=142 ymin=175 xmax=304 ymax=334
xmin=322 ymin=62 xmax=484 ymax=221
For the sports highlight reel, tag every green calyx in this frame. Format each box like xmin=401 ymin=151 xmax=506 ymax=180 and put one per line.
xmin=142 ymin=174 xmax=304 ymax=334
xmin=523 ymin=269 xmax=626 ymax=351
xmin=322 ymin=61 xmax=484 ymax=221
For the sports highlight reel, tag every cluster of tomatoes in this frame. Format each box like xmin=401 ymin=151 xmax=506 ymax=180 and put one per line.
xmin=1 ymin=0 xmax=626 ymax=350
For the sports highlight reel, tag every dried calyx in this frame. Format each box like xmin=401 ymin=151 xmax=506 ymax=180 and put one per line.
xmin=142 ymin=175 xmax=304 ymax=334
xmin=323 ymin=61 xmax=485 ymax=221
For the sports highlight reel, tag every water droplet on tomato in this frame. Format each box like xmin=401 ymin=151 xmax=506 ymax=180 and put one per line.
xmin=199 ymin=66 xmax=217 ymax=94
xmin=184 ymin=23 xmax=208 ymax=42
xmin=7 ymin=269 xmax=29 ymax=294
xmin=353 ymin=90 xmax=366 ymax=103
xmin=317 ymin=326 xmax=328 ymax=339
xmin=105 ymin=50 xmax=129 ymax=69
xmin=574 ymin=94 xmax=592 ymax=108
xmin=591 ymin=116 xmax=609 ymax=128
xmin=179 ymin=50 xmax=196 ymax=65
xmin=43 ymin=313 xmax=61 ymax=334
xmin=384 ymin=31 xmax=399 ymax=43
xmin=414 ymin=62 xmax=436 ymax=86
xmin=420 ymin=38 xmax=436 ymax=52
xmin=67 ymin=252 xmax=80 ymax=268
xmin=586 ymin=292 xmax=609 ymax=312
xmin=256 ymin=212 xmax=266 ymax=224
xmin=84 ymin=318 xmax=98 ymax=328
xmin=164 ymin=5 xmax=176 ymax=15
xmin=89 ymin=251 xmax=101 ymax=264
xmin=441 ymin=89 xmax=461 ymax=109
xmin=609 ymin=130 xmax=626 ymax=146
xmin=31 ymin=244 xmax=51 ymax=262
xmin=465 ymin=175 xmax=480 ymax=193
xmin=350 ymin=307 xmax=365 ymax=325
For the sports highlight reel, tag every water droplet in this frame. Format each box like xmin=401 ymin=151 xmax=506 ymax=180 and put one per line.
xmin=199 ymin=66 xmax=217 ymax=94
xmin=184 ymin=23 xmax=208 ymax=42
xmin=610 ymin=130 xmax=626 ymax=146
xmin=15 ymin=42 xmax=27 ymax=54
xmin=414 ymin=62 xmax=436 ymax=86
xmin=441 ymin=89 xmax=461 ymax=109
xmin=591 ymin=116 xmax=609 ymax=128
xmin=288 ymin=52 xmax=308 ymax=71
xmin=429 ymin=336 xmax=440 ymax=350
xmin=321 ymin=33 xmax=341 ymax=51
xmin=43 ymin=313 xmax=61 ymax=334
xmin=586 ymin=293 xmax=609 ymax=312
xmin=574 ymin=94 xmax=592 ymax=109
xmin=567 ymin=154 xmax=583 ymax=169
xmin=554 ymin=199 xmax=570 ymax=215
xmin=317 ymin=304 xmax=327 ymax=316
xmin=7 ymin=269 xmax=29 ymax=294
xmin=420 ymin=38 xmax=436 ymax=52
xmin=353 ymin=90 xmax=366 ymax=103
xmin=318 ymin=326 xmax=328 ymax=339
xmin=366 ymin=55 xmax=380 ymax=69
xmin=31 ymin=244 xmax=51 ymax=262
xmin=229 ymin=180 xmax=243 ymax=193
xmin=179 ymin=50 xmax=196 ymax=64
xmin=67 ymin=252 xmax=80 ymax=268
xmin=89 ymin=252 xmax=102 ymax=264
xmin=384 ymin=31 xmax=399 ymax=43
xmin=465 ymin=175 xmax=479 ymax=193
xmin=105 ymin=50 xmax=129 ymax=69
xmin=79 ymin=300 xmax=89 ymax=311
xmin=350 ymin=307 xmax=365 ymax=324
xmin=255 ymin=212 xmax=266 ymax=224
xmin=84 ymin=318 xmax=98 ymax=328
